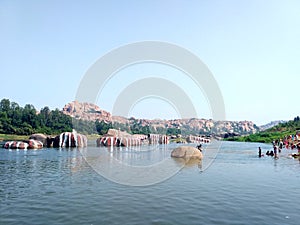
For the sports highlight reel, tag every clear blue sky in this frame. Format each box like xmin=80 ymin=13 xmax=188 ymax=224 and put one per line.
xmin=1 ymin=0 xmax=299 ymax=125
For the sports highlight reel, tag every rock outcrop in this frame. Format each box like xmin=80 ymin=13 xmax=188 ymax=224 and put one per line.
xmin=96 ymin=128 xmax=148 ymax=147
xmin=61 ymin=101 xmax=260 ymax=136
xmin=63 ymin=101 xmax=112 ymax=122
xmin=29 ymin=133 xmax=48 ymax=146
xmin=3 ymin=139 xmax=43 ymax=150
xmin=171 ymin=146 xmax=203 ymax=160
xmin=47 ymin=130 xmax=87 ymax=148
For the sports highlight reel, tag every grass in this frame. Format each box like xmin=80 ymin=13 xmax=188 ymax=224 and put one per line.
xmin=0 ymin=133 xmax=100 ymax=142
xmin=170 ymin=137 xmax=187 ymax=143
xmin=0 ymin=134 xmax=29 ymax=142
xmin=225 ymin=130 xmax=298 ymax=143
xmin=86 ymin=134 xmax=101 ymax=140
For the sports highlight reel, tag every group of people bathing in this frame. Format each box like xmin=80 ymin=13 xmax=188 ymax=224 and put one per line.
xmin=258 ymin=135 xmax=300 ymax=159
xmin=258 ymin=146 xmax=280 ymax=159
xmin=279 ymin=133 xmax=300 ymax=149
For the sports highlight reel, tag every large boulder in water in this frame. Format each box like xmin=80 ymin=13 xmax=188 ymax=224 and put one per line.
xmin=3 ymin=139 xmax=43 ymax=149
xmin=51 ymin=130 xmax=88 ymax=148
xmin=29 ymin=133 xmax=48 ymax=146
xmin=171 ymin=146 xmax=203 ymax=160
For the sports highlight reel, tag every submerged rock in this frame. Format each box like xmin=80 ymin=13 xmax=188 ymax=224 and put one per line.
xmin=171 ymin=146 xmax=203 ymax=160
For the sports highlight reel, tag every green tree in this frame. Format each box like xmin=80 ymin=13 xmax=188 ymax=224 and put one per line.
xmin=0 ymin=99 xmax=11 ymax=112
xmin=95 ymin=120 xmax=112 ymax=135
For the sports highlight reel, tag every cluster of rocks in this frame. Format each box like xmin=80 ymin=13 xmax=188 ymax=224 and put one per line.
xmin=96 ymin=129 xmax=148 ymax=147
xmin=3 ymin=130 xmax=87 ymax=150
xmin=96 ymin=129 xmax=171 ymax=147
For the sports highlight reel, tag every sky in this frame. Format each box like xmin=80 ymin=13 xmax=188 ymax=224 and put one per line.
xmin=0 ymin=0 xmax=300 ymax=125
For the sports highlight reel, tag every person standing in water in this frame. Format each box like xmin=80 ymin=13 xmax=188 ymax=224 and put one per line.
xmin=274 ymin=145 xmax=278 ymax=159
xmin=258 ymin=147 xmax=262 ymax=157
xmin=279 ymin=139 xmax=283 ymax=153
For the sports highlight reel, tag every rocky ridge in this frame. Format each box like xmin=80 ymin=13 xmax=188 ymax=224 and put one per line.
xmin=63 ymin=101 xmax=112 ymax=122
xmin=62 ymin=101 xmax=259 ymax=135
xmin=259 ymin=120 xmax=286 ymax=131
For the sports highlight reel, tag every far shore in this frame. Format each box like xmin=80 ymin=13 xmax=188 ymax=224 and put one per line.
xmin=0 ymin=133 xmax=101 ymax=142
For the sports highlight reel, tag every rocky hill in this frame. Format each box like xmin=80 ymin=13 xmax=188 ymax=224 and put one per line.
xmin=63 ymin=101 xmax=112 ymax=122
xmin=259 ymin=120 xmax=286 ymax=131
xmin=62 ymin=101 xmax=259 ymax=136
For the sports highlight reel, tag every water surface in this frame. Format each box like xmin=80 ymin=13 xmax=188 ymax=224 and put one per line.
xmin=1 ymin=141 xmax=299 ymax=225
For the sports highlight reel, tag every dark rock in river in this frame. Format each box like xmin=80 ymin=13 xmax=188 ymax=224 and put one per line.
xmin=29 ymin=133 xmax=48 ymax=146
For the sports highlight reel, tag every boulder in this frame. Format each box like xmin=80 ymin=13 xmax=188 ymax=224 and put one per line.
xmin=107 ymin=128 xmax=131 ymax=137
xmin=28 ymin=139 xmax=43 ymax=149
xmin=171 ymin=146 xmax=203 ymax=160
xmin=52 ymin=130 xmax=88 ymax=148
xmin=3 ymin=139 xmax=43 ymax=149
xmin=29 ymin=133 xmax=48 ymax=146
xmin=3 ymin=141 xmax=29 ymax=149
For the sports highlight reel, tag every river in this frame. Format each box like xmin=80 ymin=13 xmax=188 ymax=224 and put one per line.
xmin=1 ymin=141 xmax=299 ymax=225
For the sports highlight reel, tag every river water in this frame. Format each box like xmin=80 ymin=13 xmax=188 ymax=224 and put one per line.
xmin=1 ymin=141 xmax=300 ymax=225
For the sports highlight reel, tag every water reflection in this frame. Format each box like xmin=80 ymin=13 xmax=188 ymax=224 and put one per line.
xmin=172 ymin=158 xmax=202 ymax=170
xmin=79 ymin=144 xmax=209 ymax=186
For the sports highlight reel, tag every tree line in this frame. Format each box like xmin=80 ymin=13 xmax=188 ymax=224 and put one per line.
xmin=0 ymin=99 xmax=73 ymax=135
xmin=0 ymin=98 xmax=110 ymax=135
xmin=0 ymin=98 xmax=204 ymax=136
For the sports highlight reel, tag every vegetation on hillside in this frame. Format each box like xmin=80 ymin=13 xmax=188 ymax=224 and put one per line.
xmin=225 ymin=117 xmax=300 ymax=143
xmin=0 ymin=99 xmax=73 ymax=135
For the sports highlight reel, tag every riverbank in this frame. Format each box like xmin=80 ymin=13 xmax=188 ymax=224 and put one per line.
xmin=225 ymin=117 xmax=300 ymax=143
xmin=225 ymin=131 xmax=299 ymax=144
xmin=0 ymin=133 xmax=100 ymax=143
